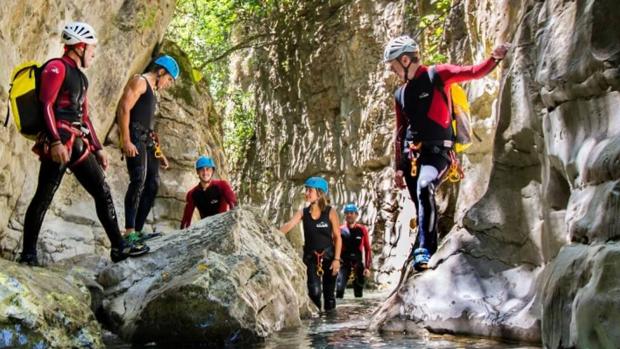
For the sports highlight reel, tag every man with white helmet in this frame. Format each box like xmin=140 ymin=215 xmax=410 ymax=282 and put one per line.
xmin=19 ymin=22 xmax=148 ymax=266
xmin=384 ymin=35 xmax=508 ymax=271
xmin=117 ymin=55 xmax=179 ymax=243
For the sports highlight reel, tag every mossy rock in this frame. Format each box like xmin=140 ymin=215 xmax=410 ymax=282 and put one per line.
xmin=0 ymin=260 xmax=103 ymax=348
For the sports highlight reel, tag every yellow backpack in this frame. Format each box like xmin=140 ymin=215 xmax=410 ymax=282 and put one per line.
xmin=4 ymin=60 xmax=55 ymax=140
xmin=449 ymin=83 xmax=472 ymax=153
xmin=429 ymin=66 xmax=473 ymax=153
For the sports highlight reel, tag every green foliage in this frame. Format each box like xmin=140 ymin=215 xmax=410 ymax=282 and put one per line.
xmin=167 ymin=0 xmax=276 ymax=164
xmin=412 ymin=0 xmax=452 ymax=64
xmin=222 ymin=89 xmax=255 ymax=166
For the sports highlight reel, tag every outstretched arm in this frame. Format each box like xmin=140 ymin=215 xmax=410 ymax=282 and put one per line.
xmin=437 ymin=44 xmax=509 ymax=84
xmin=279 ymin=210 xmax=303 ymax=234
xmin=329 ymin=208 xmax=342 ymax=276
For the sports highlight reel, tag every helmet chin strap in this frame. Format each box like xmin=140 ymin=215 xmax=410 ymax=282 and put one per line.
xmin=398 ymin=58 xmax=413 ymax=82
xmin=69 ymin=46 xmax=86 ymax=68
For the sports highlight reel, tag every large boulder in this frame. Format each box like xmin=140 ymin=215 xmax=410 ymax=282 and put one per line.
xmin=0 ymin=259 xmax=103 ymax=348
xmin=98 ymin=206 xmax=313 ymax=346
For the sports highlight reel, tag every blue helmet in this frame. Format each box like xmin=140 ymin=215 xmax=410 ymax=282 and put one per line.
xmin=195 ymin=156 xmax=216 ymax=170
xmin=154 ymin=55 xmax=180 ymax=80
xmin=304 ymin=177 xmax=328 ymax=194
xmin=343 ymin=203 xmax=358 ymax=214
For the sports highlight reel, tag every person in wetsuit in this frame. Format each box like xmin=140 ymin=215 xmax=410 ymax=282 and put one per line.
xmin=383 ymin=35 xmax=508 ymax=270
xmin=336 ymin=203 xmax=372 ymax=298
xmin=180 ymin=156 xmax=237 ymax=229
xmin=18 ymin=22 xmax=148 ymax=266
xmin=117 ymin=55 xmax=178 ymax=243
xmin=280 ymin=177 xmax=342 ymax=311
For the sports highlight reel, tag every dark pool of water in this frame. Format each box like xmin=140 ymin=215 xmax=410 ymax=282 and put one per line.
xmin=105 ymin=292 xmax=541 ymax=349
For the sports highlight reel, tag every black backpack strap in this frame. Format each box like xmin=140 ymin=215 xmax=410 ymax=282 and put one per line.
xmin=429 ymin=65 xmax=452 ymax=117
xmin=4 ymin=104 xmax=9 ymax=128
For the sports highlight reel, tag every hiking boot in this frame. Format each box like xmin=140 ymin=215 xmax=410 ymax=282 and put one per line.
xmin=111 ymin=241 xmax=150 ymax=263
xmin=412 ymin=248 xmax=430 ymax=272
xmin=18 ymin=252 xmax=40 ymax=267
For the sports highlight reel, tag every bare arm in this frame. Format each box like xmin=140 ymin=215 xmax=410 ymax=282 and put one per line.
xmin=279 ymin=210 xmax=303 ymax=234
xmin=329 ymin=208 xmax=342 ymax=275
xmin=117 ymin=76 xmax=146 ymax=156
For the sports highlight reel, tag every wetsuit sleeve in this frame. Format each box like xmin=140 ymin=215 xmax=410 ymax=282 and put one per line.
xmin=39 ymin=60 xmax=66 ymax=142
xmin=361 ymin=225 xmax=372 ymax=268
xmin=436 ymin=58 xmax=498 ymax=85
xmin=82 ymin=96 xmax=103 ymax=151
xmin=221 ymin=181 xmax=238 ymax=209
xmin=394 ymin=99 xmax=407 ymax=171
xmin=180 ymin=189 xmax=196 ymax=229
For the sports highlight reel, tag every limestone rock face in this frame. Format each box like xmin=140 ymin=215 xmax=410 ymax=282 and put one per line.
xmin=98 ymin=207 xmax=313 ymax=346
xmin=0 ymin=2 xmax=227 ymax=264
xmin=231 ymin=0 xmax=501 ymax=287
xmin=0 ymin=259 xmax=103 ymax=348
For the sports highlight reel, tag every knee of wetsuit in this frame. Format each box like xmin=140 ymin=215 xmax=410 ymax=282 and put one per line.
xmin=144 ymin=174 xmax=160 ymax=193
xmin=307 ymin=281 xmax=322 ymax=301
xmin=324 ymin=298 xmax=336 ymax=311
xmin=128 ymin=164 xmax=147 ymax=185
xmin=417 ymin=181 xmax=435 ymax=202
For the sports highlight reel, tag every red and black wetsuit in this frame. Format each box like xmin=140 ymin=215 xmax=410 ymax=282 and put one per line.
xmin=124 ymin=76 xmax=159 ymax=232
xmin=180 ymin=180 xmax=237 ymax=229
xmin=394 ymin=58 xmax=498 ymax=256
xmin=301 ymin=206 xmax=337 ymax=311
xmin=22 ymin=55 xmax=123 ymax=258
xmin=336 ymin=223 xmax=371 ymax=298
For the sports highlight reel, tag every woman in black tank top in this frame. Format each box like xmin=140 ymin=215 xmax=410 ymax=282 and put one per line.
xmin=280 ymin=177 xmax=342 ymax=311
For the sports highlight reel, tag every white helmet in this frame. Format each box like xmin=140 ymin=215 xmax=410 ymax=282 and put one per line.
xmin=62 ymin=22 xmax=97 ymax=45
xmin=383 ymin=35 xmax=419 ymax=63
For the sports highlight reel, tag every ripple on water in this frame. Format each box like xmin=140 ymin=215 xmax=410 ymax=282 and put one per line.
xmin=105 ymin=292 xmax=542 ymax=349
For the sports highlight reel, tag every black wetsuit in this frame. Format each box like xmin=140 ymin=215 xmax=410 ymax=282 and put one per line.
xmin=124 ymin=76 xmax=159 ymax=232
xmin=22 ymin=56 xmax=123 ymax=258
xmin=336 ymin=225 xmax=367 ymax=298
xmin=302 ymin=205 xmax=336 ymax=311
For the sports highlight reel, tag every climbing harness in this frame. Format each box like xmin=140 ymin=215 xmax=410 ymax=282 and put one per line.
xmin=151 ymin=131 xmax=165 ymax=159
xmin=445 ymin=150 xmax=465 ymax=183
xmin=314 ymin=250 xmax=325 ymax=277
xmin=407 ymin=142 xmax=422 ymax=177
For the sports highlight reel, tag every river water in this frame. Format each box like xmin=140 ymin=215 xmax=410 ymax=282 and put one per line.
xmin=105 ymin=292 xmax=541 ymax=349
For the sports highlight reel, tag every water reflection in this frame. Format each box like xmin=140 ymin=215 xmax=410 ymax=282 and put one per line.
xmin=105 ymin=293 xmax=541 ymax=349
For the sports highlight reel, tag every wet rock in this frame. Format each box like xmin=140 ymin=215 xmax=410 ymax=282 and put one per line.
xmin=0 ymin=259 xmax=103 ymax=348
xmin=541 ymin=242 xmax=620 ymax=349
xmin=99 ymin=206 xmax=313 ymax=346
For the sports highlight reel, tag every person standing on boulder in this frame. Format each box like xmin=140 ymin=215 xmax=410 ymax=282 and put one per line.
xmin=384 ymin=35 xmax=508 ymax=271
xmin=336 ymin=203 xmax=371 ymax=299
xmin=18 ymin=22 xmax=149 ymax=266
xmin=180 ymin=156 xmax=237 ymax=229
xmin=280 ymin=177 xmax=342 ymax=311
xmin=117 ymin=55 xmax=178 ymax=244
